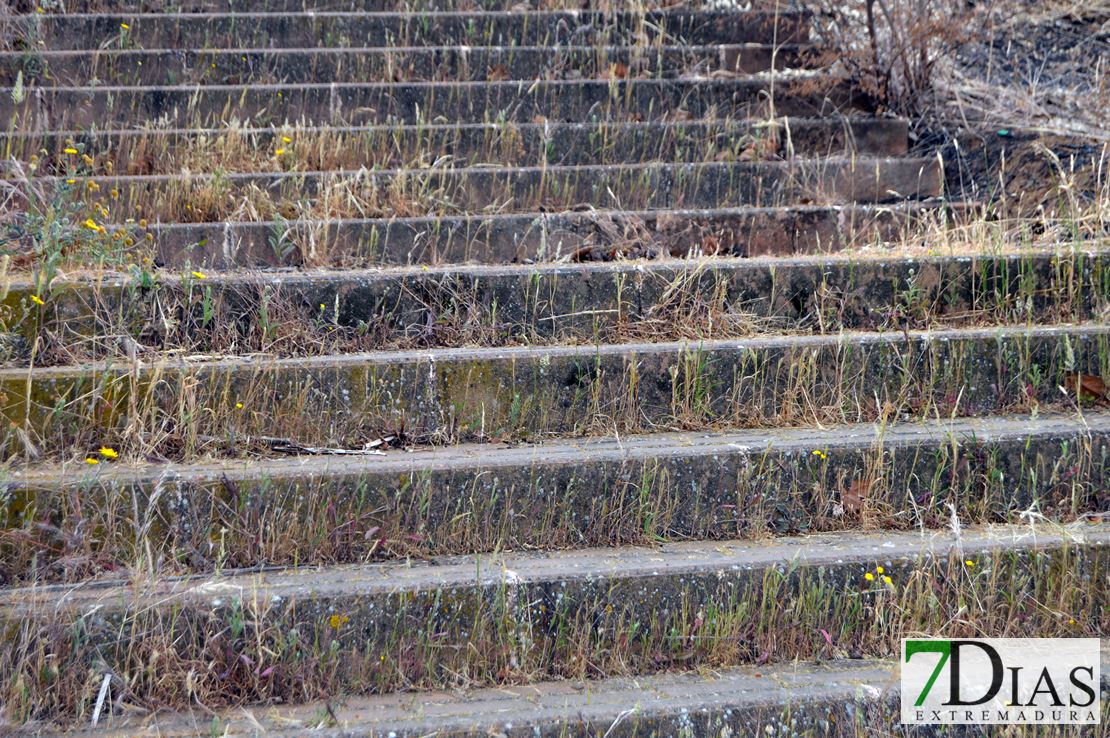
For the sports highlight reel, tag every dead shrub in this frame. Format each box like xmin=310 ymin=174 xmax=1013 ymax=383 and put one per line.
xmin=809 ymin=0 xmax=977 ymax=117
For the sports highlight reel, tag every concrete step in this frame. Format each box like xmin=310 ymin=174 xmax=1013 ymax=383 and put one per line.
xmin=64 ymin=650 xmax=1110 ymax=737
xmin=3 ymin=43 xmax=816 ymax=86
xmin=1 ymin=522 xmax=1104 ymax=721
xmin=25 ymin=158 xmax=943 ymax=223
xmin=2 ymin=323 xmax=1107 ymax=459
xmin=5 ymin=250 xmax=1106 ymax=366
xmin=133 ymin=201 xmax=959 ymax=268
xmin=2 ymin=118 xmax=909 ymax=176
xmin=61 ymin=659 xmax=908 ymax=737
xmin=2 ymin=74 xmax=865 ymax=129
xmin=4 ymin=412 xmax=1107 ymax=584
xmin=11 ymin=10 xmax=811 ymax=50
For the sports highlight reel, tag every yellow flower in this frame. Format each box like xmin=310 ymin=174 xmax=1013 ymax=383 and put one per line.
xmin=274 ymin=148 xmax=286 ymax=156
xmin=191 ymin=271 xmax=207 ymax=279
xmin=99 ymin=446 xmax=118 ymax=459
xmin=864 ymin=572 xmax=874 ymax=582
xmin=86 ymin=181 xmax=100 ymax=192
xmin=812 ymin=449 xmax=827 ymax=460
xmin=883 ymin=575 xmax=892 ymax=585
xmin=64 ymin=147 xmax=78 ymax=155
xmin=120 ymin=22 xmax=130 ymax=30
xmin=30 ymin=294 xmax=45 ymax=306
xmin=85 ymin=457 xmax=99 ymax=465
xmin=964 ymin=559 xmax=974 ymax=567
xmin=281 ymin=136 xmax=292 ymax=144
xmin=235 ymin=402 xmax=243 ymax=409
xmin=83 ymin=218 xmax=102 ymax=232
xmin=66 ymin=178 xmax=76 ymax=185
xmin=875 ymin=566 xmax=884 ymax=574
xmin=82 ymin=154 xmax=94 ymax=166
xmin=328 ymin=614 xmax=350 ymax=629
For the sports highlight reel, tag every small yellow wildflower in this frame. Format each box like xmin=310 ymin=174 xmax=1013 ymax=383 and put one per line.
xmin=328 ymin=614 xmax=350 ymax=629
xmin=86 ymin=181 xmax=100 ymax=192
xmin=64 ymin=147 xmax=78 ymax=155
xmin=1068 ymin=618 xmax=1076 ymax=625
xmin=191 ymin=270 xmax=207 ymax=279
xmin=120 ymin=22 xmax=130 ymax=30
xmin=138 ymin=218 xmax=148 ymax=229
xmin=99 ymin=446 xmax=118 ymax=459
xmin=30 ymin=294 xmax=45 ymax=306
xmin=66 ymin=178 xmax=76 ymax=185
xmin=875 ymin=566 xmax=884 ymax=574
xmin=274 ymin=148 xmax=286 ymax=156
xmin=883 ymin=575 xmax=892 ymax=585
xmin=85 ymin=457 xmax=99 ymax=465
xmin=864 ymin=572 xmax=874 ymax=582
xmin=83 ymin=218 xmax=101 ymax=232
xmin=812 ymin=449 xmax=827 ymax=460
xmin=110 ymin=188 xmax=119 ymax=199
xmin=281 ymin=136 xmax=292 ymax=144
xmin=964 ymin=559 xmax=974 ymax=567
xmin=235 ymin=402 xmax=244 ymax=409
xmin=81 ymin=153 xmax=94 ymax=166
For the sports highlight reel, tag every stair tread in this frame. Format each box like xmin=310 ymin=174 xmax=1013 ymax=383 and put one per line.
xmin=5 ymin=521 xmax=1106 ymax=612
xmin=51 ymin=660 xmax=900 ymax=736
xmin=10 ymin=410 xmax=1109 ymax=486
xmin=6 ymin=321 xmax=1103 ymax=378
xmin=26 ymin=155 xmax=936 ymax=182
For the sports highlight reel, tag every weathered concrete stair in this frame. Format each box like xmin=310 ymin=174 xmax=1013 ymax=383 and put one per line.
xmin=11 ymin=10 xmax=813 ymax=49
xmin=29 ymin=158 xmax=943 ymax=219
xmin=4 ymin=324 xmax=1109 ymax=458
xmin=138 ymin=202 xmax=960 ymax=268
xmin=3 ymin=118 xmax=911 ymax=174
xmin=1 ymin=43 xmax=816 ymax=86
xmin=4 ymin=412 xmax=1107 ymax=583
xmin=6 ymin=75 xmax=865 ymax=130
xmin=4 ymin=249 xmax=1106 ymax=363
xmin=65 ymin=650 xmax=1110 ymax=737
xmin=1 ymin=523 xmax=1105 ymax=721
